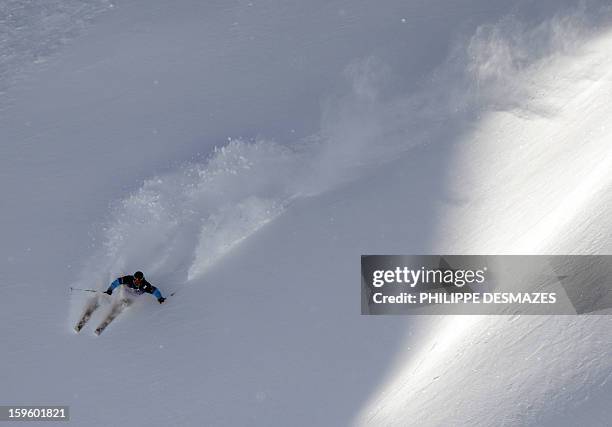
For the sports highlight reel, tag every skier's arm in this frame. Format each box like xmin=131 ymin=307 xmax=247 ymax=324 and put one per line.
xmin=145 ymin=283 xmax=166 ymax=304
xmin=104 ymin=278 xmax=123 ymax=295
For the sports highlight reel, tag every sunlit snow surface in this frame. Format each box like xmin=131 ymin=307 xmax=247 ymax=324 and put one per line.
xmin=0 ymin=1 xmax=611 ymax=426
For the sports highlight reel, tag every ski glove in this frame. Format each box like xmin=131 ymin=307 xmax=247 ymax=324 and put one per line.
xmin=158 ymin=297 xmax=166 ymax=304
xmin=104 ymin=290 xmax=113 ymax=296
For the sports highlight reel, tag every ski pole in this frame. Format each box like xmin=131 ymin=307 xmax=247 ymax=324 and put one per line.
xmin=70 ymin=287 xmax=101 ymax=294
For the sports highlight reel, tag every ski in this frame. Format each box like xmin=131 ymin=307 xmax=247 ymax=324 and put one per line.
xmin=74 ymin=297 xmax=100 ymax=333
xmin=94 ymin=298 xmax=131 ymax=336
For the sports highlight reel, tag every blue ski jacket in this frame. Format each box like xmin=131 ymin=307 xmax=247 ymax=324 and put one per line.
xmin=106 ymin=275 xmax=164 ymax=300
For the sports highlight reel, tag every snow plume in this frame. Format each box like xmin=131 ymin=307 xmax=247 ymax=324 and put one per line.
xmin=81 ymin=4 xmax=611 ymax=289
xmin=458 ymin=4 xmax=612 ymax=113
xmin=83 ymin=140 xmax=307 ymax=286
xmin=307 ymin=4 xmax=612 ymax=193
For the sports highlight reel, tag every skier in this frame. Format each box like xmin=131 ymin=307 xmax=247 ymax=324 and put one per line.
xmin=104 ymin=271 xmax=166 ymax=304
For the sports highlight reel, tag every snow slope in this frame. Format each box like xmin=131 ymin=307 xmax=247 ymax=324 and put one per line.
xmin=357 ymin=25 xmax=612 ymax=426
xmin=0 ymin=1 xmax=611 ymax=426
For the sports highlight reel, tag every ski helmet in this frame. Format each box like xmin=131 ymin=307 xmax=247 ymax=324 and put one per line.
xmin=134 ymin=271 xmax=144 ymax=280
